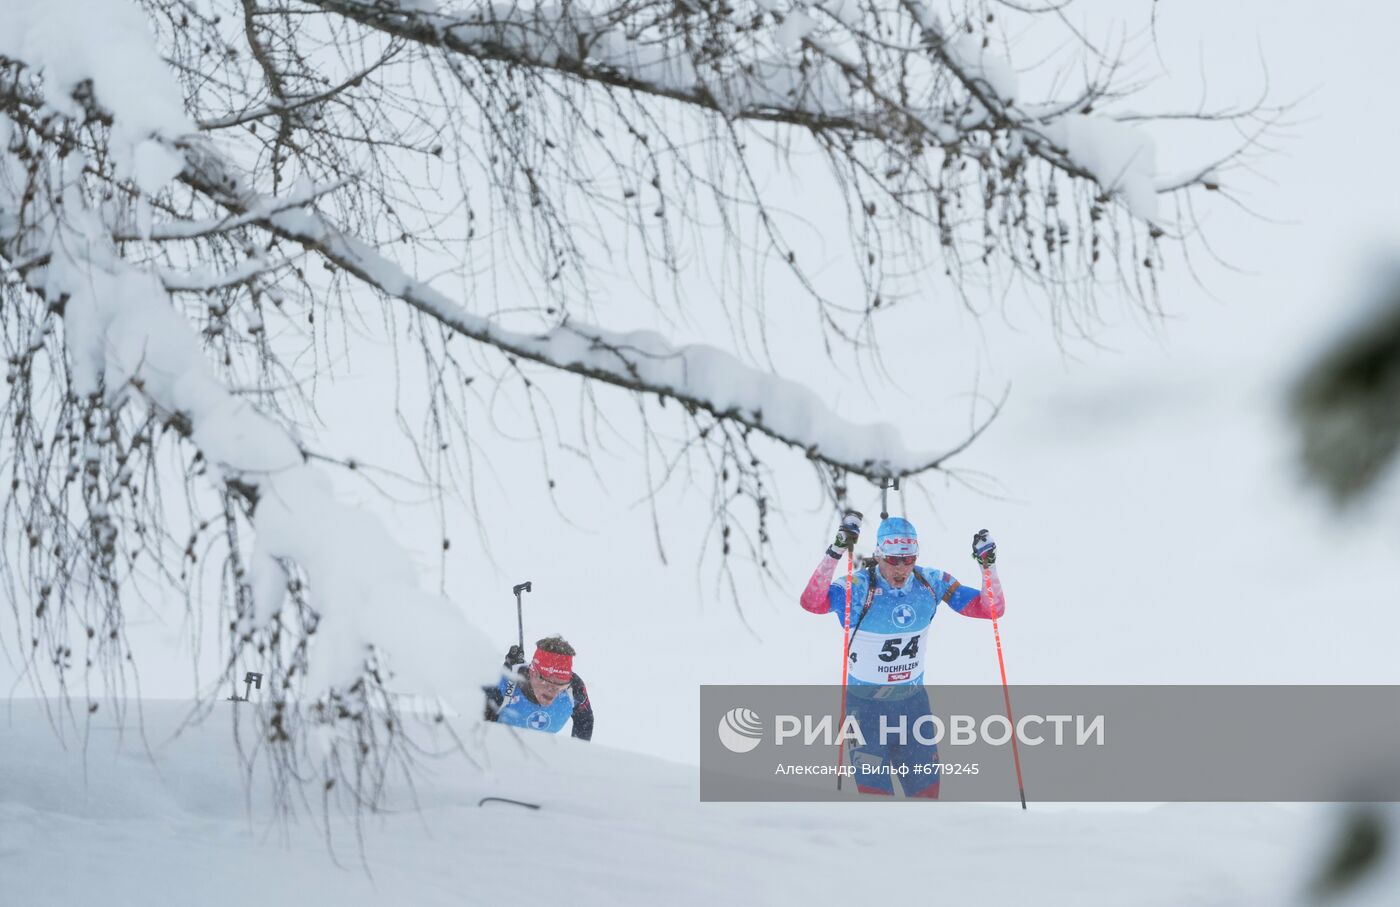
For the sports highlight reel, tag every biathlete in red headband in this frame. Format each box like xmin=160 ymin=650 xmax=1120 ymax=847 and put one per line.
xmin=483 ymin=635 xmax=594 ymax=740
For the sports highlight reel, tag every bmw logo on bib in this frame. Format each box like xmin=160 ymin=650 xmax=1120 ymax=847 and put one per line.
xmin=527 ymin=710 xmax=551 ymax=730
xmin=893 ymin=603 xmax=916 ymax=627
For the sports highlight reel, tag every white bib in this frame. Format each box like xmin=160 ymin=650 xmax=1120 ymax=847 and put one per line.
xmin=847 ymin=627 xmax=929 ymax=684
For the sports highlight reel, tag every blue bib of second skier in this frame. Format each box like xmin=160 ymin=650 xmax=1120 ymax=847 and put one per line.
xmin=493 ymin=676 xmax=575 ymax=734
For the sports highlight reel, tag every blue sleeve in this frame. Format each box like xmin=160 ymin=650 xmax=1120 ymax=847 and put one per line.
xmin=482 ymin=674 xmax=511 ymax=721
xmin=946 ymin=581 xmax=980 ymax=612
xmin=950 ymin=566 xmax=1005 ymax=619
xmin=828 ymin=578 xmax=847 ymax=623
xmin=915 ymin=567 xmax=979 ymax=612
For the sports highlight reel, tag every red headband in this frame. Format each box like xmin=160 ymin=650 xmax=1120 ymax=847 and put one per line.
xmin=531 ymin=649 xmax=573 ymax=683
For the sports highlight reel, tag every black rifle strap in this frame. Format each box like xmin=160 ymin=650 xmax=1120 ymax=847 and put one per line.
xmin=912 ymin=567 xmax=959 ymax=604
xmin=848 ymin=564 xmax=879 ymax=638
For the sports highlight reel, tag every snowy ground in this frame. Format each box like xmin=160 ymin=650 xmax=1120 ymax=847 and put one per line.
xmin=4 ymin=0 xmax=1400 ymax=904
xmin=0 ymin=700 xmax=1327 ymax=906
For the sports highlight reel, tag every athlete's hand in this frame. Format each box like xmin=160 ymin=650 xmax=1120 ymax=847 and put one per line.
xmin=972 ymin=529 xmax=996 ymax=568
xmin=827 ymin=510 xmax=864 ymax=558
xmin=504 ymin=644 xmax=526 ymax=669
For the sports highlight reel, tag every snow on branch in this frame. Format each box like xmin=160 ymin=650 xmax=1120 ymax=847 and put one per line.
xmin=308 ymin=0 xmax=1235 ymax=216
xmin=175 ymin=139 xmax=989 ymax=480
xmin=10 ymin=182 xmax=497 ymax=699
xmin=1 ymin=15 xmax=498 ymax=811
xmin=897 ymin=0 xmax=1158 ymax=217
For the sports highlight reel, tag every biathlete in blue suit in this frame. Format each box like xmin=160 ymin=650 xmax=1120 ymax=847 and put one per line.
xmin=483 ymin=635 xmax=594 ymax=740
xmin=799 ymin=515 xmax=1004 ymax=797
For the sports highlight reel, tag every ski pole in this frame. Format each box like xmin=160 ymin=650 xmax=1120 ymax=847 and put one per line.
xmin=828 ymin=509 xmax=861 ymax=790
xmin=988 ymin=581 xmax=1027 ymax=809
xmin=512 ymin=581 xmax=532 ymax=651
xmin=836 ymin=545 xmax=855 ymax=791
xmin=493 ymin=581 xmax=533 ymax=719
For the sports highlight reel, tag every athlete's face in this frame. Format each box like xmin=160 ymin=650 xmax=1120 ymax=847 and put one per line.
xmin=878 ymin=554 xmax=916 ymax=587
xmin=528 ymin=666 xmax=570 ymax=705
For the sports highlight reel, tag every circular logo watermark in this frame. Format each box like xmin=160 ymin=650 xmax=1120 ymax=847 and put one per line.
xmin=892 ymin=603 xmax=916 ymax=627
xmin=717 ymin=707 xmax=764 ymax=753
xmin=526 ymin=710 xmax=551 ymax=730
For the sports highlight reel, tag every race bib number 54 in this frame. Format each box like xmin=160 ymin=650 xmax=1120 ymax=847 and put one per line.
xmin=847 ymin=629 xmax=928 ymax=683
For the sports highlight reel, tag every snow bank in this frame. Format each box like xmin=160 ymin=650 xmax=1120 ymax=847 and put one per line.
xmin=0 ymin=699 xmax=1317 ymax=906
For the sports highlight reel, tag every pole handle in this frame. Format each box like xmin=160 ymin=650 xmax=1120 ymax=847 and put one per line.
xmin=879 ymin=477 xmax=900 ymax=519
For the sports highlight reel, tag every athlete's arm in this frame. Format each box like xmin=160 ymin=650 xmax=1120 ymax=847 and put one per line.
xmin=483 ymin=660 xmax=527 ymax=722
xmin=944 ymin=565 xmax=1005 ymax=620
xmin=482 ymin=676 xmax=508 ymax=722
xmin=798 ymin=552 xmax=841 ymax=614
xmin=568 ymin=675 xmax=594 ymax=741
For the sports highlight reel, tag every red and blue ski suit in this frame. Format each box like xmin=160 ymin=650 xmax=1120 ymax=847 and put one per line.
xmin=799 ymin=554 xmax=1005 ymax=796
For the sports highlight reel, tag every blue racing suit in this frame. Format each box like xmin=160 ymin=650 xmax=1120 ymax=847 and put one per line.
xmin=799 ymin=554 xmax=1005 ymax=795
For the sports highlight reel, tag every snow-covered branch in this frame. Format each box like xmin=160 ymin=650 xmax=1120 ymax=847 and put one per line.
xmin=174 ymin=138 xmax=984 ymax=480
xmin=1 ymin=13 xmax=496 ymax=812
xmin=307 ymin=0 xmax=1242 ymax=218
